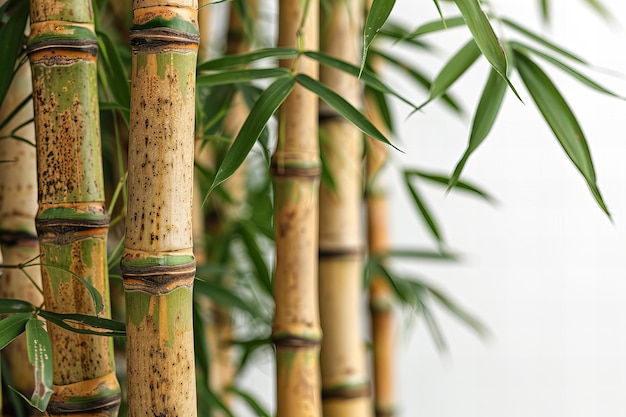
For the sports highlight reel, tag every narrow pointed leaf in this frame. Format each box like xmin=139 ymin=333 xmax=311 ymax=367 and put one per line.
xmin=540 ymin=0 xmax=549 ymax=22
xmin=0 ymin=0 xmax=29 ymax=110
xmin=25 ymin=318 xmax=53 ymax=411
xmin=406 ymin=15 xmax=466 ymax=38
xmin=0 ymin=313 xmax=30 ymax=350
xmin=37 ymin=310 xmax=126 ymax=337
xmin=515 ymin=51 xmax=609 ymax=216
xmin=238 ymin=221 xmax=272 ymax=295
xmin=365 ymin=86 xmax=394 ymax=133
xmin=512 ymin=42 xmax=625 ymax=99
xmin=196 ymin=68 xmax=290 ymax=87
xmin=378 ymin=249 xmax=457 ymax=261
xmin=208 ymin=77 xmax=295 ymax=195
xmin=362 ymin=0 xmax=397 ymax=73
xmin=450 ymin=68 xmax=506 ymax=188
xmin=453 ymin=0 xmax=508 ymax=78
xmin=403 ymin=171 xmax=444 ymax=244
xmin=97 ymin=29 xmax=131 ymax=114
xmin=194 ymin=278 xmax=263 ymax=318
xmin=426 ymin=285 xmax=489 ymax=336
xmin=229 ymin=388 xmax=271 ymax=417
xmin=304 ymin=50 xmax=418 ymax=109
xmin=197 ymin=47 xmax=298 ymax=71
xmin=294 ymin=74 xmax=396 ymax=149
xmin=420 ymin=39 xmax=481 ymax=108
xmin=0 ymin=298 xmax=35 ymax=314
xmin=420 ymin=299 xmax=448 ymax=352
xmin=407 ymin=168 xmax=497 ymax=203
xmin=72 ymin=272 xmax=104 ymax=315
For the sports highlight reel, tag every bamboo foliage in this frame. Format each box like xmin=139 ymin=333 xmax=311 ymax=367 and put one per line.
xmin=271 ymin=0 xmax=322 ymax=416
xmin=122 ymin=0 xmax=199 ymax=416
xmin=318 ymin=0 xmax=372 ymax=416
xmin=0 ymin=60 xmax=43 ymax=399
xmin=26 ymin=0 xmax=121 ymax=414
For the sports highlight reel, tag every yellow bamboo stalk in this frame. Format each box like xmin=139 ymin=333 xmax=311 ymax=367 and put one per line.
xmin=122 ymin=1 xmax=199 ymax=416
xmin=271 ymin=0 xmax=322 ymax=416
xmin=27 ymin=0 xmax=121 ymax=414
xmin=0 ymin=59 xmax=44 ymax=398
xmin=317 ymin=1 xmax=371 ymax=416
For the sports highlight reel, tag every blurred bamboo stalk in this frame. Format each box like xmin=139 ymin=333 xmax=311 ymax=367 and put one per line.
xmin=27 ymin=0 xmax=121 ymax=414
xmin=318 ymin=0 xmax=371 ymax=416
xmin=271 ymin=0 xmax=322 ymax=416
xmin=122 ymin=0 xmax=199 ymax=415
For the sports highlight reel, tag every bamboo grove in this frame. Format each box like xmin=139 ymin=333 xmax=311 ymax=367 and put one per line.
xmin=0 ymin=0 xmax=622 ymax=416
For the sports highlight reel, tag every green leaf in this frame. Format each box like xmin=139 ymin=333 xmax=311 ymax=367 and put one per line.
xmin=381 ymin=248 xmax=457 ymax=261
xmin=0 ymin=313 xmax=30 ymax=350
xmin=97 ymin=29 xmax=131 ymax=123
xmin=0 ymin=0 xmax=28 ymax=111
xmin=304 ymin=50 xmax=417 ymax=110
xmin=426 ymin=285 xmax=489 ymax=337
xmin=453 ymin=0 xmax=508 ymax=78
xmin=194 ymin=278 xmax=263 ymax=318
xmin=362 ymin=0 xmax=397 ymax=74
xmin=38 ymin=311 xmax=126 ymax=337
xmin=540 ymin=0 xmax=549 ymax=22
xmin=511 ymin=42 xmax=625 ymax=100
xmin=515 ymin=51 xmax=609 ymax=216
xmin=228 ymin=388 xmax=271 ymax=417
xmin=197 ymin=47 xmax=298 ymax=71
xmin=294 ymin=74 xmax=396 ymax=150
xmin=196 ymin=68 xmax=291 ymax=87
xmin=405 ymin=15 xmax=466 ymax=38
xmin=208 ymin=77 xmax=294 ymax=196
xmin=450 ymin=68 xmax=507 ymax=188
xmin=407 ymin=168 xmax=497 ymax=203
xmin=25 ymin=319 xmax=53 ymax=412
xmin=0 ymin=298 xmax=35 ymax=314
xmin=237 ymin=221 xmax=272 ymax=295
xmin=402 ymin=171 xmax=444 ymax=245
xmin=365 ymin=86 xmax=394 ymax=134
xmin=420 ymin=39 xmax=481 ymax=109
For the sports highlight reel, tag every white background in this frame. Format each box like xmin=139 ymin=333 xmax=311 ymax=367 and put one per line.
xmin=238 ymin=1 xmax=626 ymax=416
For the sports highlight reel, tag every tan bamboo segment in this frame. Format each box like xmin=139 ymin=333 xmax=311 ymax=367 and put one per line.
xmin=365 ymin=92 xmax=395 ymax=417
xmin=271 ymin=0 xmax=322 ymax=416
xmin=0 ymin=61 xmax=44 ymax=398
xmin=27 ymin=0 xmax=121 ymax=414
xmin=317 ymin=0 xmax=371 ymax=416
xmin=121 ymin=1 xmax=199 ymax=416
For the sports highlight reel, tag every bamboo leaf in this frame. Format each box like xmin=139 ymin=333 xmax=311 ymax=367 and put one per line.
xmin=73 ymin=274 xmax=104 ymax=315
xmin=378 ymin=22 xmax=434 ymax=49
xmin=0 ymin=298 xmax=35 ymax=314
xmin=25 ymin=319 xmax=53 ymax=412
xmin=197 ymin=47 xmax=298 ymax=71
xmin=426 ymin=286 xmax=489 ymax=336
xmin=453 ymin=0 xmax=508 ymax=78
xmin=228 ymin=388 xmax=271 ymax=417
xmin=382 ymin=249 xmax=457 ymax=261
xmin=512 ymin=42 xmax=625 ymax=100
xmin=0 ymin=0 xmax=28 ymax=111
xmin=194 ymin=278 xmax=263 ymax=318
xmin=294 ymin=74 xmax=396 ymax=150
xmin=420 ymin=299 xmax=448 ymax=352
xmin=208 ymin=77 xmax=295 ymax=196
xmin=362 ymin=0 xmax=397 ymax=74
xmin=420 ymin=39 xmax=481 ymax=109
xmin=38 ymin=311 xmax=126 ymax=337
xmin=405 ymin=15 xmax=466 ymax=38
xmin=304 ymin=50 xmax=418 ymax=110
xmin=97 ymin=29 xmax=131 ymax=116
xmin=403 ymin=170 xmax=444 ymax=245
xmin=407 ymin=168 xmax=497 ymax=203
xmin=196 ymin=68 xmax=291 ymax=87
xmin=540 ymin=0 xmax=549 ymax=22
xmin=0 ymin=313 xmax=30 ymax=350
xmin=450 ymin=68 xmax=507 ymax=189
xmin=365 ymin=86 xmax=394 ymax=133
xmin=237 ymin=221 xmax=272 ymax=295
xmin=515 ymin=51 xmax=610 ymax=217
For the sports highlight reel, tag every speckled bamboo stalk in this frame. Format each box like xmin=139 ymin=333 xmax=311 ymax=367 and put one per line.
xmin=0 ymin=58 xmax=44 ymax=399
xmin=365 ymin=90 xmax=394 ymax=417
xmin=271 ymin=0 xmax=321 ymax=416
xmin=121 ymin=1 xmax=199 ymax=416
xmin=27 ymin=0 xmax=121 ymax=415
xmin=317 ymin=0 xmax=371 ymax=416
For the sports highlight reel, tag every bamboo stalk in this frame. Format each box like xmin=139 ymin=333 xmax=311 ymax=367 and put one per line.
xmin=27 ymin=0 xmax=121 ymax=414
xmin=317 ymin=1 xmax=371 ymax=416
xmin=271 ymin=0 xmax=322 ymax=416
xmin=121 ymin=1 xmax=199 ymax=416
xmin=365 ymin=95 xmax=395 ymax=417
xmin=0 ymin=60 xmax=44 ymax=399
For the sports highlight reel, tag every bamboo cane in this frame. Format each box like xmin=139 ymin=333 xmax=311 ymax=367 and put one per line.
xmin=121 ymin=1 xmax=199 ymax=416
xmin=365 ymin=93 xmax=395 ymax=417
xmin=27 ymin=0 xmax=121 ymax=415
xmin=0 ymin=59 xmax=44 ymax=399
xmin=271 ymin=0 xmax=322 ymax=416
xmin=317 ymin=1 xmax=372 ymax=416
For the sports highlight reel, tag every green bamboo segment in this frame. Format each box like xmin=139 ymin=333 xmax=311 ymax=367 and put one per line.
xmin=122 ymin=1 xmax=199 ymax=416
xmin=0 ymin=60 xmax=44 ymax=398
xmin=271 ymin=0 xmax=322 ymax=416
xmin=318 ymin=0 xmax=371 ymax=416
xmin=27 ymin=0 xmax=121 ymax=414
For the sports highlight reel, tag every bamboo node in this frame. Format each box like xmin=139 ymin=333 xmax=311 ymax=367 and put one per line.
xmin=272 ymin=334 xmax=322 ymax=349
xmin=121 ymin=259 xmax=196 ymax=295
xmin=321 ymin=381 xmax=371 ymax=400
xmin=48 ymin=372 xmax=121 ymax=416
